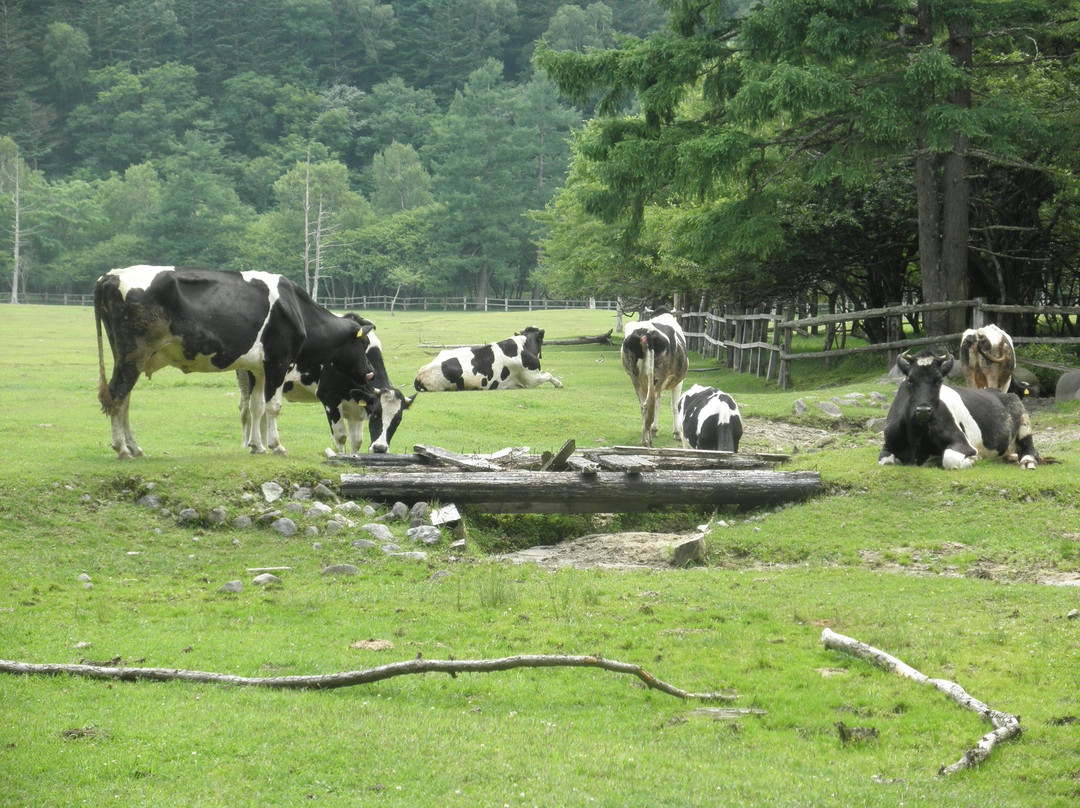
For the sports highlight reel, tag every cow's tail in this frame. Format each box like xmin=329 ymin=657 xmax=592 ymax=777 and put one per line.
xmin=94 ymin=282 xmax=115 ymax=414
xmin=641 ymin=333 xmax=658 ymax=432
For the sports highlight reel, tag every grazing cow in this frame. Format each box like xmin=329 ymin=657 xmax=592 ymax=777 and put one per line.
xmin=878 ymin=350 xmax=1038 ymax=470
xmin=678 ymin=384 xmax=743 ymax=452
xmin=959 ymin=324 xmax=1015 ymax=392
xmin=95 ymin=265 xmax=373 ymax=459
xmin=413 ymin=326 xmax=562 ymax=391
xmin=620 ymin=310 xmax=688 ymax=448
xmin=239 ymin=315 xmax=415 ymax=454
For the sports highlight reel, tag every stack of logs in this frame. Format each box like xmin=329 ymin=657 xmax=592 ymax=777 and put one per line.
xmin=336 ymin=440 xmax=822 ymax=514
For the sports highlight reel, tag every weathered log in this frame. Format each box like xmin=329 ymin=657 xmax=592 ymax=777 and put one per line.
xmin=543 ymin=330 xmax=614 ymax=346
xmin=339 ymin=469 xmax=823 ymax=513
xmin=0 ymin=655 xmax=736 ymax=701
xmin=821 ymin=628 xmax=1022 ymax=775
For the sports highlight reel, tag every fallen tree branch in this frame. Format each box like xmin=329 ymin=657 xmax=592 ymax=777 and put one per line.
xmin=0 ymin=655 xmax=736 ymax=702
xmin=821 ymin=628 xmax=1022 ymax=775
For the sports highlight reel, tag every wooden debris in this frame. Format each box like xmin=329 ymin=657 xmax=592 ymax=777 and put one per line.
xmin=591 ymin=454 xmax=657 ymax=473
xmin=539 ymin=439 xmax=577 ymax=471
xmin=564 ymin=455 xmax=602 ymax=474
xmin=413 ymin=444 xmax=501 ymax=471
xmin=822 ymin=628 xmax=1022 ymax=775
xmin=340 ymin=469 xmax=823 ymax=513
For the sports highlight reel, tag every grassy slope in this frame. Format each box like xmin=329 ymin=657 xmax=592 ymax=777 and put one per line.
xmin=1 ymin=304 xmax=1080 ymax=807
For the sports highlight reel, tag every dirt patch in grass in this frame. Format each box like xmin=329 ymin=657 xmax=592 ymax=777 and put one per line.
xmin=501 ymin=400 xmax=1080 ymax=579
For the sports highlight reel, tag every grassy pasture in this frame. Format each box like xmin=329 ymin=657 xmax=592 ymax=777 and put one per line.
xmin=2 ymin=303 xmax=1080 ymax=807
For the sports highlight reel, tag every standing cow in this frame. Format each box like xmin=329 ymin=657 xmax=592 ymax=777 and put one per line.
xmin=94 ymin=265 xmax=373 ymax=458
xmin=413 ymin=326 xmax=562 ymax=391
xmin=959 ymin=324 xmax=1015 ymax=392
xmin=621 ymin=309 xmax=688 ymax=448
xmin=879 ymin=350 xmax=1038 ymax=470
xmin=678 ymin=384 xmax=743 ymax=452
xmin=239 ymin=315 xmax=415 ymax=454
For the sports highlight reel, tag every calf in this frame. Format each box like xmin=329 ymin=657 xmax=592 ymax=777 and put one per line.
xmin=239 ymin=315 xmax=415 ymax=454
xmin=678 ymin=384 xmax=743 ymax=452
xmin=879 ymin=350 xmax=1038 ymax=470
xmin=413 ymin=326 xmax=562 ymax=391
xmin=620 ymin=310 xmax=688 ymax=448
xmin=94 ymin=265 xmax=373 ymax=458
xmin=959 ymin=324 xmax=1015 ymax=392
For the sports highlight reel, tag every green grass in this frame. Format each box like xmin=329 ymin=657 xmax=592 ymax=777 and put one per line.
xmin=2 ymin=303 xmax=1080 ymax=807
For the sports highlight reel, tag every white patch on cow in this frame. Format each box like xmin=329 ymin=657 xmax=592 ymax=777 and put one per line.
xmin=937 ymin=386 xmax=987 ymax=456
xmin=916 ymin=355 xmax=936 ymax=366
xmin=878 ymin=453 xmax=898 ymax=465
xmin=942 ymin=448 xmax=974 ymax=470
xmin=104 ymin=265 xmax=175 ymax=299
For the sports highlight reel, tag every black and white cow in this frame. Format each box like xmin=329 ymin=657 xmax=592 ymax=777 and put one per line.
xmin=94 ymin=265 xmax=374 ymax=459
xmin=413 ymin=326 xmax=562 ymax=391
xmin=678 ymin=384 xmax=743 ymax=452
xmin=879 ymin=350 xmax=1038 ymax=470
xmin=238 ymin=315 xmax=415 ymax=454
xmin=620 ymin=310 xmax=688 ymax=448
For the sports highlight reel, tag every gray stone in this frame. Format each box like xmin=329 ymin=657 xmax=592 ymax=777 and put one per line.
xmin=389 ymin=551 xmax=428 ymax=561
xmin=270 ymin=517 xmax=298 ymax=537
xmin=313 ymin=483 xmax=336 ymax=500
xmin=865 ymin=417 xmax=888 ymax=433
xmin=381 ymin=543 xmax=402 ymax=554
xmin=1068 ymin=609 xmax=1079 ymax=620
xmin=257 ymin=509 xmax=281 ymax=524
xmin=817 ymin=401 xmax=843 ymax=418
xmin=136 ymin=494 xmax=162 ymax=509
xmin=351 ymin=539 xmax=378 ymax=551
xmin=218 ymin=580 xmax=243 ymax=593
xmin=361 ymin=523 xmax=396 ymax=542
xmin=363 ymin=504 xmax=377 ymax=517
xmin=1055 ymin=369 xmax=1080 ymax=401
xmin=793 ymin=398 xmax=808 ymax=414
xmin=253 ymin=573 xmax=281 ymax=586
xmin=671 ymin=536 xmax=706 ymax=567
xmin=284 ymin=501 xmax=304 ymax=513
xmin=321 ymin=564 xmax=360 ymax=576
xmin=208 ymin=506 xmax=228 ymax=525
xmin=177 ymin=508 xmax=200 ymax=524
xmin=409 ymin=501 xmax=430 ymax=527
xmin=76 ymin=573 xmax=92 ymax=583
xmin=304 ymin=526 xmax=320 ymax=538
xmin=261 ymin=482 xmax=284 ymax=503
xmin=232 ymin=515 xmax=253 ymax=529
xmin=407 ymin=525 xmax=442 ymax=545
xmin=292 ymin=486 xmax=313 ymax=501
xmin=337 ymin=501 xmax=364 ymax=514
xmin=869 ymin=391 xmax=890 ymax=406
xmin=306 ymin=501 xmax=333 ymax=518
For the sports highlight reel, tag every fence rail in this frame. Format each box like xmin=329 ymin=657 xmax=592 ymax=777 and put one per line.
xmin=5 ymin=292 xmax=622 ymax=312
xmin=678 ymin=299 xmax=1080 ymax=389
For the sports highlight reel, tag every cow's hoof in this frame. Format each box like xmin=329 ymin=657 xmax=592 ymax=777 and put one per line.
xmin=552 ymin=379 xmax=564 ymax=388
xmin=272 ymin=445 xmax=288 ymax=456
xmin=249 ymin=446 xmax=267 ymax=455
xmin=1020 ymin=455 xmax=1037 ymax=470
xmin=878 ymin=454 xmax=897 ymax=466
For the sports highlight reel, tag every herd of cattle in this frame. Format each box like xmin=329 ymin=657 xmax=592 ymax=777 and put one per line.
xmin=94 ymin=266 xmax=1041 ymax=470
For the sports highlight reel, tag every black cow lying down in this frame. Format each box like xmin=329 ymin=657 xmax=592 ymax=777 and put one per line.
xmin=879 ymin=350 xmax=1039 ymax=470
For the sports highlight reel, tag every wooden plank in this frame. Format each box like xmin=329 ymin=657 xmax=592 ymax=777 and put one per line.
xmin=599 ymin=446 xmax=791 ymax=463
xmin=339 ymin=470 xmax=823 ymax=514
xmin=564 ymin=455 xmax=601 ymax=474
xmin=333 ymin=453 xmax=432 ymax=468
xmin=583 ymin=453 xmax=656 ymax=473
xmin=413 ymin=444 xmax=501 ymax=471
xmin=539 ymin=439 xmax=577 ymax=471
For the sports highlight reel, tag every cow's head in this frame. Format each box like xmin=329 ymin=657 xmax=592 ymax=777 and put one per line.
xmin=897 ymin=350 xmax=953 ymax=425
xmin=349 ymin=386 xmax=416 ymax=453
xmin=516 ymin=326 xmax=546 ymax=359
xmin=330 ymin=322 xmax=376 ymax=386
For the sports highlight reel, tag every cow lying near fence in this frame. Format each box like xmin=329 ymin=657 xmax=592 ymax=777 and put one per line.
xmin=621 ymin=310 xmax=688 ymax=448
xmin=879 ymin=350 xmax=1038 ymax=470
xmin=413 ymin=326 xmax=562 ymax=391
xmin=678 ymin=384 xmax=742 ymax=452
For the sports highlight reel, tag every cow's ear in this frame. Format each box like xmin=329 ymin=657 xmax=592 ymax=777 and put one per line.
xmin=357 ymin=324 xmax=374 ymax=340
xmin=897 ymin=353 xmax=912 ymax=375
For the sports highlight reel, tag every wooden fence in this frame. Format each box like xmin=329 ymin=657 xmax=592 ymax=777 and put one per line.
xmin=8 ymin=292 xmax=621 ymax=312
xmin=679 ymin=299 xmax=1080 ymax=389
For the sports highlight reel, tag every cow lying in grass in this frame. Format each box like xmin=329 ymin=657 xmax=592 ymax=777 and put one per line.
xmin=413 ymin=326 xmax=562 ymax=391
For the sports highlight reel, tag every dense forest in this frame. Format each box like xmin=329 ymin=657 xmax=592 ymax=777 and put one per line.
xmin=2 ymin=0 xmax=1080 ymax=335
xmin=0 ymin=0 xmax=668 ymax=302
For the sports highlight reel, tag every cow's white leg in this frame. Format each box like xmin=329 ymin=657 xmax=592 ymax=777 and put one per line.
xmin=260 ymin=390 xmax=286 ymax=454
xmin=110 ymin=396 xmax=142 ymax=459
xmin=670 ymin=381 xmax=683 ymax=440
xmin=1019 ymin=454 xmax=1038 ymax=470
xmin=245 ymin=376 xmax=269 ymax=454
xmin=942 ymin=448 xmax=975 ymax=470
xmin=543 ymin=372 xmax=563 ymax=389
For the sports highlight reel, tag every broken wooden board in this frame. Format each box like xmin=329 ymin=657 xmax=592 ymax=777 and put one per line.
xmin=339 ymin=469 xmax=823 ymax=514
xmin=413 ymin=444 xmax=502 ymax=471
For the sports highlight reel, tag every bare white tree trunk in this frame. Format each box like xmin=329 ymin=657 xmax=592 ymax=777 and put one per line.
xmin=311 ymin=195 xmax=325 ymax=303
xmin=303 ymin=150 xmax=312 ymax=294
